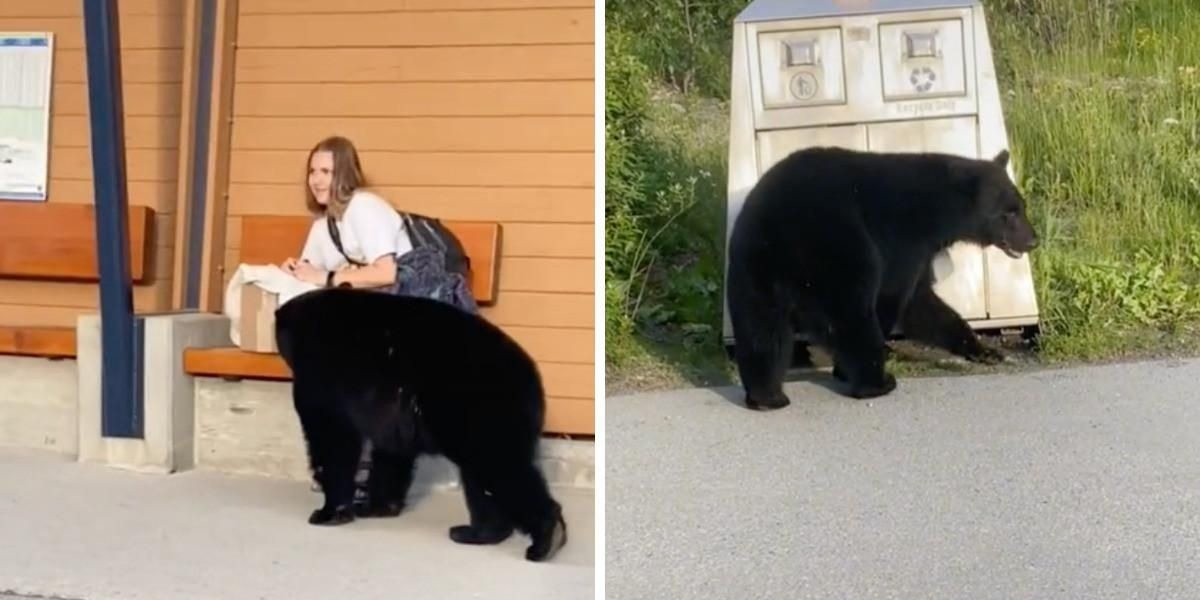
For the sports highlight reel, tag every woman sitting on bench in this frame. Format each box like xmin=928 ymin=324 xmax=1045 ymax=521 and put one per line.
xmin=280 ymin=135 xmax=475 ymax=313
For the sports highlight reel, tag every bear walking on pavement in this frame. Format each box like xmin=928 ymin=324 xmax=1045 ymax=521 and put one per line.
xmin=274 ymin=287 xmax=568 ymax=562
xmin=725 ymin=146 xmax=1039 ymax=409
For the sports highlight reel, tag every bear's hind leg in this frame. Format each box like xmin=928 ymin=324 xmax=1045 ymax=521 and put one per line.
xmin=304 ymin=416 xmax=362 ymax=526
xmin=488 ymin=463 xmax=567 ymax=562
xmin=449 ymin=468 xmax=515 ymax=545
xmin=728 ymin=284 xmax=794 ymax=410
xmin=292 ymin=380 xmax=360 ymax=526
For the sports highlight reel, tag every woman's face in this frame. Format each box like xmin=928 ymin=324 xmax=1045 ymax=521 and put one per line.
xmin=308 ymin=150 xmax=334 ymax=205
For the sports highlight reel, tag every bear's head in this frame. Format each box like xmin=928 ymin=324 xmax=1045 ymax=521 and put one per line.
xmin=964 ymin=150 xmax=1039 ymax=258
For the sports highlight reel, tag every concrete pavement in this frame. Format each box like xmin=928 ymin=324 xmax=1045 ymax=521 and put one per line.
xmin=606 ymin=357 xmax=1200 ymax=599
xmin=0 ymin=449 xmax=593 ymax=600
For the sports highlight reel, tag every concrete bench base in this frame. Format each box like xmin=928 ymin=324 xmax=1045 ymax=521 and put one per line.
xmin=76 ymin=312 xmax=231 ymax=474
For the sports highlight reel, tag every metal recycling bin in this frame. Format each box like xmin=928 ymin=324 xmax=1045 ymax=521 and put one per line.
xmin=721 ymin=0 xmax=1040 ymax=347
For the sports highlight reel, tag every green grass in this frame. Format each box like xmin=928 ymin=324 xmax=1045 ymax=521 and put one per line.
xmin=605 ymin=0 xmax=1200 ymax=394
xmin=991 ymin=0 xmax=1200 ymax=359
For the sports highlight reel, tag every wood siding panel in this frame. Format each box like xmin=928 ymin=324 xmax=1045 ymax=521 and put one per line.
xmin=236 ymin=46 xmax=591 ymax=83
xmin=239 ymin=0 xmax=592 ymax=12
xmin=237 ymin=9 xmax=592 ymax=47
xmin=543 ymin=397 xmax=594 ymax=438
xmin=477 ymin=292 xmax=592 ymax=329
xmin=500 ymin=258 xmax=594 ymax=293
xmin=52 ymin=83 xmax=182 ymax=116
xmin=217 ymin=0 xmax=595 ymax=434
xmin=505 ymin=326 xmax=593 ymax=365
xmin=47 ymin=181 xmax=178 ymax=213
xmin=49 ymin=148 xmax=179 ymax=183
xmin=52 ymin=116 xmax=181 ymax=150
xmin=55 ymin=49 xmax=184 ymax=83
xmin=541 ymin=362 xmax=593 ymax=399
xmin=233 ymin=81 xmax=593 ymax=117
xmin=501 ymin=224 xmax=593 ymax=258
xmin=228 ymin=150 xmax=592 ymax=187
xmin=2 ymin=16 xmax=182 ymax=49
xmin=231 ymin=116 xmax=593 ymax=152
xmin=0 ymin=304 xmax=90 ymax=327
xmin=0 ymin=1 xmax=181 ymax=17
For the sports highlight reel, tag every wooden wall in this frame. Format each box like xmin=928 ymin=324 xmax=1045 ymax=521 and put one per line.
xmin=219 ymin=0 xmax=595 ymax=434
xmin=0 ymin=0 xmax=595 ymax=435
xmin=0 ymin=0 xmax=183 ymax=326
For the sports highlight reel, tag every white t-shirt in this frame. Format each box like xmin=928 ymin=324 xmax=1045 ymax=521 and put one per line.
xmin=299 ymin=189 xmax=413 ymax=271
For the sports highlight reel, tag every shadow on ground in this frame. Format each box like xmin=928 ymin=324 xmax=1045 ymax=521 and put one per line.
xmin=607 ymin=328 xmax=1044 ymax=398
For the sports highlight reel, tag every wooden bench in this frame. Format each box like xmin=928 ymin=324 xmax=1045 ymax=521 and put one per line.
xmin=0 ymin=326 xmax=77 ymax=358
xmin=0 ymin=202 xmax=154 ymax=359
xmin=181 ymin=214 xmax=501 ymax=380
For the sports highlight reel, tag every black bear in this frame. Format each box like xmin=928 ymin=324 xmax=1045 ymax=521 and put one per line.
xmin=273 ymin=287 xmax=568 ymax=562
xmin=725 ymin=146 xmax=1039 ymax=408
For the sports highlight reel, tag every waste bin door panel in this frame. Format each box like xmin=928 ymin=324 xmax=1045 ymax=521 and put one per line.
xmin=755 ymin=125 xmax=868 ymax=175
xmin=867 ymin=117 xmax=988 ymax=321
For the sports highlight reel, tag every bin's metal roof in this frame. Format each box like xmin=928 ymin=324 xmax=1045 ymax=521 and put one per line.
xmin=736 ymin=0 xmax=978 ymax=23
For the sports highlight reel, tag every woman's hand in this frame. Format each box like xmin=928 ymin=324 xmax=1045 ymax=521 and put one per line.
xmin=289 ymin=260 xmax=328 ymax=286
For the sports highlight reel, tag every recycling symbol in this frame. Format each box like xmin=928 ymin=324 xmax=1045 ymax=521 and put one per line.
xmin=910 ymin=67 xmax=937 ymax=92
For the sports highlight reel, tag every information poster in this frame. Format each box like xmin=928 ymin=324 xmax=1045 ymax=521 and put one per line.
xmin=0 ymin=32 xmax=53 ymax=202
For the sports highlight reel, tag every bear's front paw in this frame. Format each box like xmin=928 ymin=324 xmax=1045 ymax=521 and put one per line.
xmin=966 ymin=344 xmax=1004 ymax=365
xmin=846 ymin=372 xmax=896 ymax=399
xmin=744 ymin=391 xmax=791 ymax=411
xmin=308 ymin=504 xmax=355 ymax=526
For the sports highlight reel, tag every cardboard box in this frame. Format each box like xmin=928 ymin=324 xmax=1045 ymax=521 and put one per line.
xmin=237 ymin=284 xmax=280 ymax=353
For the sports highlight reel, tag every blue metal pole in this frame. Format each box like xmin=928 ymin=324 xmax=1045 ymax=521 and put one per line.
xmin=82 ymin=0 xmax=143 ymax=438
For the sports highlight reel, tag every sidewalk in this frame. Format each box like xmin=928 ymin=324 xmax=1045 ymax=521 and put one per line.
xmin=606 ymin=357 xmax=1200 ymax=599
xmin=0 ymin=449 xmax=593 ymax=600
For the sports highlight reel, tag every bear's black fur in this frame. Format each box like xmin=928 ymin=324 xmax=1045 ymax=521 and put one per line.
xmin=273 ymin=287 xmax=568 ymax=562
xmin=726 ymin=146 xmax=1039 ymax=408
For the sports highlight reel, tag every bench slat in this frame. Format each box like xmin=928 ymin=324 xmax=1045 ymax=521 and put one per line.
xmin=0 ymin=326 xmax=77 ymax=358
xmin=183 ymin=347 xmax=292 ymax=379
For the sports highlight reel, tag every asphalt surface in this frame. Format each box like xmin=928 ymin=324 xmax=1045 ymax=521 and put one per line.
xmin=0 ymin=450 xmax=593 ymax=600
xmin=606 ymin=357 xmax=1200 ymax=599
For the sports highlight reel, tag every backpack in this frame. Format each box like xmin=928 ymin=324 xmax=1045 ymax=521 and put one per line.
xmin=325 ymin=210 xmax=471 ymax=278
xmin=399 ymin=212 xmax=471 ymax=278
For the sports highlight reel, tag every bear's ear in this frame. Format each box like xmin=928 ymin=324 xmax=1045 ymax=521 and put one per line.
xmin=992 ymin=150 xmax=1010 ymax=168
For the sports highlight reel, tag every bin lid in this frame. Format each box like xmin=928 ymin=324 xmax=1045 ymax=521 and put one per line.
xmin=736 ymin=0 xmax=977 ymax=23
